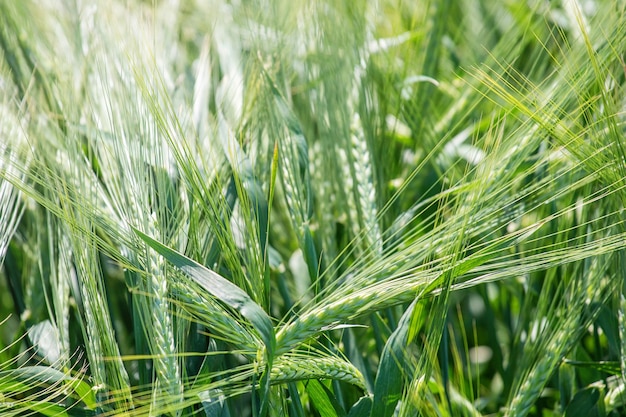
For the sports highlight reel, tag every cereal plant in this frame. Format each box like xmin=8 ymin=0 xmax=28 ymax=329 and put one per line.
xmin=1 ymin=1 xmax=625 ymax=416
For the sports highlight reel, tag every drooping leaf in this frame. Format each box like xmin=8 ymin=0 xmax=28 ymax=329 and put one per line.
xmin=133 ymin=227 xmax=276 ymax=357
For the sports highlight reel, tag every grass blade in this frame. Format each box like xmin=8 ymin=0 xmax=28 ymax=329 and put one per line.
xmin=371 ymin=300 xmax=419 ymax=417
xmin=133 ymin=227 xmax=276 ymax=358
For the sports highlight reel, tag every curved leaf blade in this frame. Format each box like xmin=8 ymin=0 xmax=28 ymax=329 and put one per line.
xmin=371 ymin=300 xmax=419 ymax=417
xmin=133 ymin=227 xmax=276 ymax=357
xmin=563 ymin=360 xmax=620 ymax=375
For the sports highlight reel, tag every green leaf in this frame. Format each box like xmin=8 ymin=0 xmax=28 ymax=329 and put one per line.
xmin=199 ymin=389 xmax=232 ymax=417
xmin=135 ymin=226 xmax=274 ymax=417
xmin=135 ymin=227 xmax=272 ymax=416
xmin=347 ymin=396 xmax=373 ymax=417
xmin=12 ymin=401 xmax=70 ymax=417
xmin=564 ymin=387 xmax=601 ymax=417
xmin=67 ymin=376 xmax=98 ymax=411
xmin=306 ymin=380 xmax=346 ymax=417
xmin=563 ymin=360 xmax=621 ymax=375
xmin=559 ymin=359 xmax=576 ymax=408
xmin=133 ymin=227 xmax=276 ymax=358
xmin=371 ymin=300 xmax=418 ymax=417
xmin=287 ymin=382 xmax=306 ymax=417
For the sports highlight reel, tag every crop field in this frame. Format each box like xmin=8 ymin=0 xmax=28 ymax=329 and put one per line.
xmin=0 ymin=1 xmax=625 ymax=416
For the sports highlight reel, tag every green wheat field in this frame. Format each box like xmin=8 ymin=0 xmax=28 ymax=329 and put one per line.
xmin=1 ymin=1 xmax=626 ymax=416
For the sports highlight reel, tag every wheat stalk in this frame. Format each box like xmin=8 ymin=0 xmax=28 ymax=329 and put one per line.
xmin=350 ymin=113 xmax=382 ymax=255
xmin=276 ymin=269 xmax=438 ymax=354
xmin=505 ymin=256 xmax=613 ymax=417
xmin=134 ymin=212 xmax=183 ymax=413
